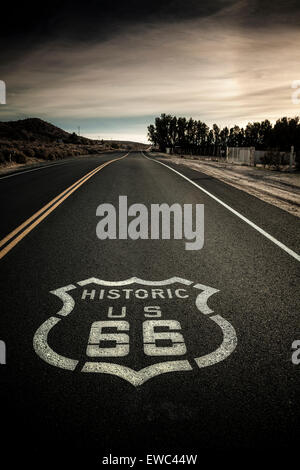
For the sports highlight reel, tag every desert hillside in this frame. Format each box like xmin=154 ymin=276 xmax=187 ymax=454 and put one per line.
xmin=0 ymin=118 xmax=147 ymax=165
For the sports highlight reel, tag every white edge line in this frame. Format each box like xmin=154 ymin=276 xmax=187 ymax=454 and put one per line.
xmin=0 ymin=160 xmax=74 ymax=180
xmin=141 ymin=152 xmax=300 ymax=262
xmin=0 ymin=151 xmax=127 ymax=180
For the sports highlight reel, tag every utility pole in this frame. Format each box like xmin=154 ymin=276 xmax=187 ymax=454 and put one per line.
xmin=78 ymin=126 xmax=80 ymax=136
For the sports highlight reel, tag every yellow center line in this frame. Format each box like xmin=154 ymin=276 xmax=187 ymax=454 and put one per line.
xmin=0 ymin=153 xmax=129 ymax=260
xmin=0 ymin=164 xmax=104 ymax=249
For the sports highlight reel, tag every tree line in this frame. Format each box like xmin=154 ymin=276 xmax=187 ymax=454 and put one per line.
xmin=147 ymin=114 xmax=300 ymax=152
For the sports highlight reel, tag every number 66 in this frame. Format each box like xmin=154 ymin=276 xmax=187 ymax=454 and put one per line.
xmin=86 ymin=320 xmax=186 ymax=357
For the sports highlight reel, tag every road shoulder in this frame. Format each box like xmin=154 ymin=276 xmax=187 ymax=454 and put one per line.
xmin=153 ymin=153 xmax=300 ymax=218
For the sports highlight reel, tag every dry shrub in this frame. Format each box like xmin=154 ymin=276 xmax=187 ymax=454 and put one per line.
xmin=0 ymin=138 xmax=110 ymax=166
xmin=14 ymin=150 xmax=27 ymax=163
xmin=23 ymin=148 xmax=36 ymax=158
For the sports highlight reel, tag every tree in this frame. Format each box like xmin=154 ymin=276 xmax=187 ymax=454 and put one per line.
xmin=147 ymin=124 xmax=157 ymax=146
xmin=213 ymin=124 xmax=221 ymax=146
xmin=147 ymin=113 xmax=300 ymax=154
xmin=177 ymin=117 xmax=187 ymax=146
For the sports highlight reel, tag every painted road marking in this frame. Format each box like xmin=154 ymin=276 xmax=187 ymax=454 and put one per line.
xmin=142 ymin=152 xmax=300 ymax=262
xmin=86 ymin=319 xmax=187 ymax=358
xmin=33 ymin=277 xmax=237 ymax=386
xmin=143 ymin=320 xmax=187 ymax=356
xmin=0 ymin=159 xmax=75 ymax=180
xmin=0 ymin=153 xmax=129 ymax=260
xmin=87 ymin=320 xmax=130 ymax=357
xmin=33 ymin=316 xmax=78 ymax=370
xmin=0 ymin=163 xmax=107 ymax=249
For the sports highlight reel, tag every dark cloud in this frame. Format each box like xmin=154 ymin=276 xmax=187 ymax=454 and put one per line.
xmin=0 ymin=1 xmax=236 ymax=64
xmin=1 ymin=0 xmax=231 ymax=42
xmin=2 ymin=0 xmax=300 ymax=61
xmin=2 ymin=0 xmax=300 ymax=59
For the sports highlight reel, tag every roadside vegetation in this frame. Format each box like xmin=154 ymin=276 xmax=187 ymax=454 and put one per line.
xmin=0 ymin=140 xmax=111 ymax=164
xmin=148 ymin=114 xmax=300 ymax=169
xmin=0 ymin=118 xmax=145 ymax=167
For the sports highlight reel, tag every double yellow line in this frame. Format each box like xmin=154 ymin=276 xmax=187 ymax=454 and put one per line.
xmin=0 ymin=153 xmax=128 ymax=260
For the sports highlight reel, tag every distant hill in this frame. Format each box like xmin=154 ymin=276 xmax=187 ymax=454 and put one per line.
xmin=103 ymin=140 xmax=148 ymax=150
xmin=0 ymin=118 xmax=148 ymax=149
xmin=0 ymin=118 xmax=148 ymax=166
xmin=0 ymin=118 xmax=90 ymax=144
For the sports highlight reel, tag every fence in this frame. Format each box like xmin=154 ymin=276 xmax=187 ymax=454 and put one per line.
xmin=254 ymin=150 xmax=291 ymax=165
xmin=227 ymin=147 xmax=255 ymax=165
xmin=227 ymin=147 xmax=295 ymax=167
xmin=158 ymin=145 xmax=298 ymax=169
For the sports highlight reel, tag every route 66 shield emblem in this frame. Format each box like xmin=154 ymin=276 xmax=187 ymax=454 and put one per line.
xmin=33 ymin=277 xmax=237 ymax=386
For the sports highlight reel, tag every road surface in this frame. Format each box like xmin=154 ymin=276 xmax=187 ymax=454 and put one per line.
xmin=0 ymin=151 xmax=299 ymax=464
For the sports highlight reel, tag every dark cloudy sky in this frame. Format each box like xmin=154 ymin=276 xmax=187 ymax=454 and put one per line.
xmin=1 ymin=0 xmax=300 ymax=142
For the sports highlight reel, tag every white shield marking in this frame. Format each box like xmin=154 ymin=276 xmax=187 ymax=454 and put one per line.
xmin=33 ymin=277 xmax=237 ymax=386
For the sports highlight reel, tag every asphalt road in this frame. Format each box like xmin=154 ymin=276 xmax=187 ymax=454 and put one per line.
xmin=0 ymin=151 xmax=299 ymax=464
